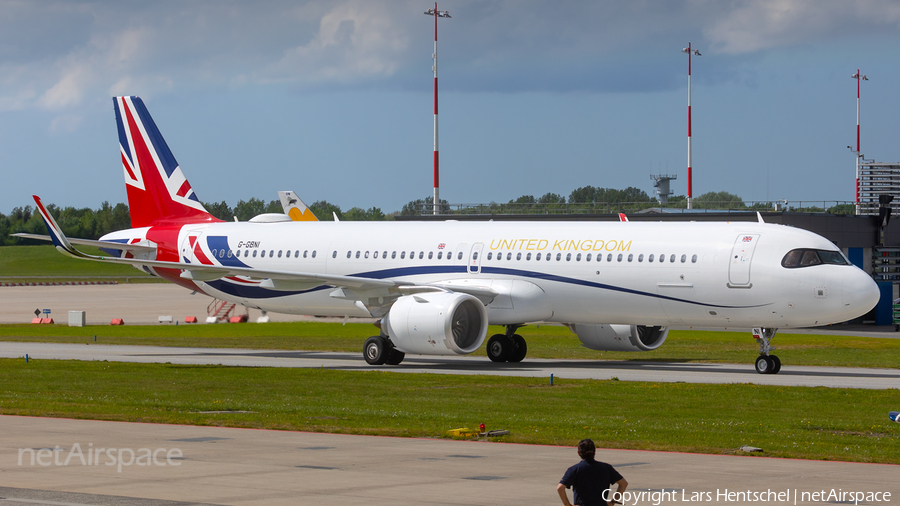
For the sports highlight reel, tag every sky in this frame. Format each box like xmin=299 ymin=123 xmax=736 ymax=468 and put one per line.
xmin=2 ymin=0 xmax=900 ymax=214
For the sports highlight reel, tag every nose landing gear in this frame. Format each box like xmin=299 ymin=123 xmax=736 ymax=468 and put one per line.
xmin=752 ymin=327 xmax=781 ymax=374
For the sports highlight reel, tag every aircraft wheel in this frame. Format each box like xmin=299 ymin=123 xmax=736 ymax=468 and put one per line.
xmin=508 ymin=334 xmax=527 ymax=363
xmin=364 ymin=336 xmax=389 ymax=365
xmin=386 ymin=349 xmax=405 ymax=365
xmin=754 ymin=355 xmax=771 ymax=374
xmin=487 ymin=334 xmax=512 ymax=362
xmin=769 ymin=355 xmax=781 ymax=374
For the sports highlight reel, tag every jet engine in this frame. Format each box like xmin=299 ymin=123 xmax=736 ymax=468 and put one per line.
xmin=383 ymin=292 xmax=488 ymax=356
xmin=567 ymin=324 xmax=669 ymax=352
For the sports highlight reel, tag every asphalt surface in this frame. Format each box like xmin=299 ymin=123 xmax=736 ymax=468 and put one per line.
xmin=1 ymin=416 xmax=897 ymax=506
xmin=1 ymin=342 xmax=898 ymax=389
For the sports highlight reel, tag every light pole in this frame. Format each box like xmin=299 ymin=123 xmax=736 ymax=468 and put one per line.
xmin=424 ymin=3 xmax=450 ymax=215
xmin=852 ymin=69 xmax=868 ymax=215
xmin=681 ymin=43 xmax=700 ymax=210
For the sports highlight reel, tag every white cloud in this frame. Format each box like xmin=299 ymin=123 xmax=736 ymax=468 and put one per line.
xmin=702 ymin=0 xmax=900 ymax=54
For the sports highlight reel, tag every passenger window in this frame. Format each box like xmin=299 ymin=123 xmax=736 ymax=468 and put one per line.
xmin=303 ymin=250 xmax=308 ymax=258
xmin=556 ymin=253 xmax=561 ymax=261
xmin=392 ymin=251 xmax=396 ymax=259
xmin=670 ymin=254 xmax=676 ymax=263
xmin=401 ymin=251 xmax=406 ymax=259
xmin=497 ymin=251 xmax=503 ymax=260
xmin=438 ymin=251 xmax=443 ymax=259
xmin=649 ymin=254 xmax=654 ymax=262
xmin=356 ymin=251 xmax=360 ymax=259
xmin=458 ymin=252 xmax=463 ymax=260
xmin=586 ymin=253 xmax=591 ymax=262
xmin=295 ymin=250 xmax=300 ymax=257
xmin=507 ymin=252 xmax=512 ymax=260
xmin=627 ymin=254 xmax=633 ymax=262
xmin=332 ymin=251 xmax=337 ymax=258
xmin=365 ymin=251 xmax=370 ymax=259
xmin=277 ymin=250 xmax=282 ymax=258
xmin=638 ymin=254 xmax=643 ymax=262
xmin=575 ymin=253 xmax=580 ymax=261
xmin=374 ymin=251 xmax=379 ymax=259
xmin=526 ymin=252 xmax=532 ymax=261
xmin=269 ymin=250 xmax=274 ymax=257
xmin=617 ymin=254 xmax=623 ymax=262
xmin=607 ymin=253 xmax=613 ymax=262
xmin=691 ymin=254 xmax=698 ymax=263
xmin=487 ymin=252 xmax=493 ymax=260
xmin=252 ymin=250 xmax=258 ymax=258
xmin=346 ymin=251 xmax=351 ymax=259
xmin=659 ymin=254 xmax=665 ymax=262
xmin=428 ymin=251 xmax=434 ymax=259
xmin=310 ymin=250 xmax=315 ymax=258
xmin=418 ymin=252 xmax=424 ymax=259
xmin=382 ymin=251 xmax=386 ymax=259
xmin=220 ymin=250 xmax=225 ymax=258
xmin=681 ymin=254 xmax=686 ymax=263
xmin=536 ymin=252 xmax=542 ymax=261
xmin=517 ymin=252 xmax=522 ymax=260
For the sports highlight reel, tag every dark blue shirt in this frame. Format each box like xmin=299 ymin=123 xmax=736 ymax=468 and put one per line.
xmin=560 ymin=459 xmax=623 ymax=506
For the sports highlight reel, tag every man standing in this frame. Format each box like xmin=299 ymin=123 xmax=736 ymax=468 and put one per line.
xmin=557 ymin=439 xmax=628 ymax=506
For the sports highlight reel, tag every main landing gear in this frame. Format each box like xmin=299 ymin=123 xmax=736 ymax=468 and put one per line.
xmin=486 ymin=325 xmax=527 ymax=363
xmin=752 ymin=327 xmax=781 ymax=374
xmin=363 ymin=335 xmax=405 ymax=366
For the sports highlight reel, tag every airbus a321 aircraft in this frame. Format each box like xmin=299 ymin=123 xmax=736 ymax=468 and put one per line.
xmin=23 ymin=96 xmax=880 ymax=374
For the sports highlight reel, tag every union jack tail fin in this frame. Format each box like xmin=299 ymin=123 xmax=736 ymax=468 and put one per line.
xmin=114 ymin=96 xmax=219 ymax=228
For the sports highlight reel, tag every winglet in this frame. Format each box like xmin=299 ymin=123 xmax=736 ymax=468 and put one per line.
xmin=618 ymin=213 xmax=628 ymax=222
xmin=31 ymin=195 xmax=80 ymax=257
xmin=757 ymin=212 xmax=765 ymax=224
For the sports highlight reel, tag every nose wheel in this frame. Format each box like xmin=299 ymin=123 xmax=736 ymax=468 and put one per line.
xmin=752 ymin=327 xmax=781 ymax=374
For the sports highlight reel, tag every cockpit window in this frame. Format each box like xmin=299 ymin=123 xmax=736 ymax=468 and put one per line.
xmin=782 ymin=249 xmax=849 ymax=268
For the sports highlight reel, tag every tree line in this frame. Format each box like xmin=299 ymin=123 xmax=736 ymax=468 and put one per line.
xmin=4 ymin=187 xmax=843 ymax=246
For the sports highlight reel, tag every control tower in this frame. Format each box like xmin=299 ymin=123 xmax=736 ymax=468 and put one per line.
xmin=651 ymin=174 xmax=677 ymax=205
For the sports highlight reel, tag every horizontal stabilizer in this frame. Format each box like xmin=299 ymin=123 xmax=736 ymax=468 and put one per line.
xmin=12 ymin=233 xmax=156 ymax=254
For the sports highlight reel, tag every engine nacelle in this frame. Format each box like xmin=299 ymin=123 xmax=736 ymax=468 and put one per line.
xmin=384 ymin=292 xmax=488 ymax=356
xmin=567 ymin=324 xmax=669 ymax=352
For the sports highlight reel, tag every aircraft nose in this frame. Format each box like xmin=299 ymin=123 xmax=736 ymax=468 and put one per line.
xmin=842 ymin=269 xmax=881 ymax=315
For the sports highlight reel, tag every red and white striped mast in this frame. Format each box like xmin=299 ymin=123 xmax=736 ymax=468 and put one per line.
xmin=681 ymin=42 xmax=700 ymax=210
xmin=424 ymin=3 xmax=451 ymax=215
xmin=852 ymin=69 xmax=868 ymax=215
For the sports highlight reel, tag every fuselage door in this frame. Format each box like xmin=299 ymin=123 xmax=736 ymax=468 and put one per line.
xmin=728 ymin=234 xmax=760 ymax=287
xmin=468 ymin=242 xmax=484 ymax=274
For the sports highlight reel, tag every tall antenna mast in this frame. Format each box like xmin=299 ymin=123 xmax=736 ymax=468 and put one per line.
xmin=681 ymin=42 xmax=701 ymax=210
xmin=424 ymin=3 xmax=451 ymax=215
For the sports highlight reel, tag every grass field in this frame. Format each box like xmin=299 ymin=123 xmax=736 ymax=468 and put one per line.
xmin=1 ymin=322 xmax=899 ymax=368
xmin=1 ymin=358 xmax=897 ymax=464
xmin=0 ymin=245 xmax=156 ymax=282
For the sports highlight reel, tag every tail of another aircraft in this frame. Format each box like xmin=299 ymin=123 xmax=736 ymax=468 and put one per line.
xmin=114 ymin=96 xmax=219 ymax=228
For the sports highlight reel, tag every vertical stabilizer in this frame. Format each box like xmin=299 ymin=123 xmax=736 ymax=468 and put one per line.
xmin=114 ymin=96 xmax=219 ymax=228
xmin=278 ymin=191 xmax=318 ymax=221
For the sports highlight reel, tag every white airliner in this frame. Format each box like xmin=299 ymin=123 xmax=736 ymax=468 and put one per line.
xmin=22 ymin=96 xmax=880 ymax=374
